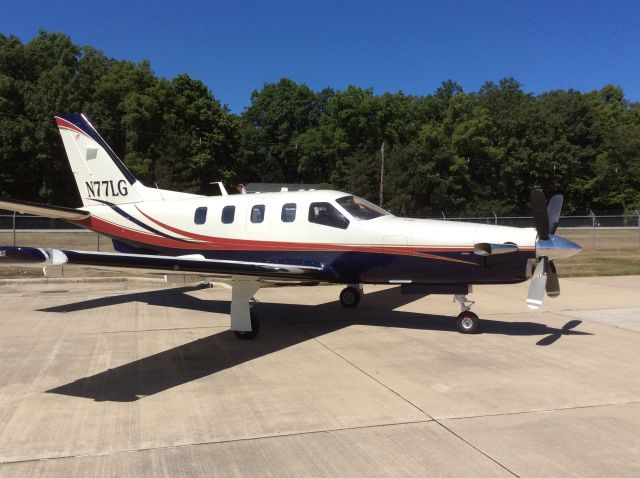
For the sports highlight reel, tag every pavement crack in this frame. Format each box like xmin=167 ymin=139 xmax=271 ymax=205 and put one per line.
xmin=0 ymin=420 xmax=432 ymax=467
xmin=262 ymin=304 xmax=434 ymax=419
xmin=431 ymin=420 xmax=520 ymax=477
xmin=264 ymin=303 xmax=521 ymax=477
xmin=443 ymin=399 xmax=640 ymax=421
xmin=1 ymin=325 xmax=228 ymax=339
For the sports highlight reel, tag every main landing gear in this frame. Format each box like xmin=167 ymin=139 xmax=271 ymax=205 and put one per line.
xmin=454 ymin=293 xmax=480 ymax=334
xmin=230 ymin=280 xmax=261 ymax=340
xmin=234 ymin=310 xmax=260 ymax=340
xmin=339 ymin=284 xmax=363 ymax=308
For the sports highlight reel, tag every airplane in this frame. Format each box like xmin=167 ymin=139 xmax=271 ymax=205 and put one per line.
xmin=0 ymin=113 xmax=582 ymax=339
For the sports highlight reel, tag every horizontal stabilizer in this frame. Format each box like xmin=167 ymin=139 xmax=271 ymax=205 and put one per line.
xmin=0 ymin=247 xmax=68 ymax=266
xmin=0 ymin=198 xmax=90 ymax=221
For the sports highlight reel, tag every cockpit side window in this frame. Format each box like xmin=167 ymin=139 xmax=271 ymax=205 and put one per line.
xmin=308 ymin=202 xmax=349 ymax=229
xmin=335 ymin=195 xmax=389 ymax=220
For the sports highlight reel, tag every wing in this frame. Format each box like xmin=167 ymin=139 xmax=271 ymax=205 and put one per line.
xmin=0 ymin=246 xmax=338 ymax=283
xmin=0 ymin=198 xmax=90 ymax=220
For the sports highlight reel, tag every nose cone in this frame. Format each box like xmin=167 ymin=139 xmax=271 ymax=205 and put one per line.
xmin=536 ymin=235 xmax=582 ymax=261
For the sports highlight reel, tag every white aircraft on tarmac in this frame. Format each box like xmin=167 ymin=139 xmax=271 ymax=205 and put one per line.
xmin=0 ymin=114 xmax=582 ymax=338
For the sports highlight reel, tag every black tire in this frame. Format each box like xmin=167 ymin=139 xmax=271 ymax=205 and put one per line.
xmin=456 ymin=311 xmax=480 ymax=334
xmin=339 ymin=286 xmax=361 ymax=308
xmin=234 ymin=311 xmax=260 ymax=340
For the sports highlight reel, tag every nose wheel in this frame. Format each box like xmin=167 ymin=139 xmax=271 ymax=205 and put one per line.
xmin=456 ymin=311 xmax=480 ymax=334
xmin=453 ymin=293 xmax=480 ymax=334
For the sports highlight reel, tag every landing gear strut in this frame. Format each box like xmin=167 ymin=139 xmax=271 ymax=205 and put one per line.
xmin=234 ymin=310 xmax=260 ymax=340
xmin=453 ymin=293 xmax=480 ymax=334
xmin=340 ymin=284 xmax=363 ymax=308
xmin=230 ymin=280 xmax=261 ymax=340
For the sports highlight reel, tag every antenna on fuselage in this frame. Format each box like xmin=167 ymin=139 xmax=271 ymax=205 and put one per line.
xmin=154 ymin=182 xmax=165 ymax=200
xmin=209 ymin=181 xmax=229 ymax=196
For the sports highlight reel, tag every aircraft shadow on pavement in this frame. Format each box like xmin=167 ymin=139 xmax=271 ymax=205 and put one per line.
xmin=38 ymin=284 xmax=230 ymax=315
xmin=46 ymin=286 xmax=592 ymax=402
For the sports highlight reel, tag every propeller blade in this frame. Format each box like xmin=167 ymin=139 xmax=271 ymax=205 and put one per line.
xmin=546 ymin=261 xmax=560 ymax=298
xmin=547 ymin=194 xmax=563 ymax=235
xmin=527 ymin=259 xmax=548 ymax=309
xmin=530 ymin=190 xmax=549 ymax=239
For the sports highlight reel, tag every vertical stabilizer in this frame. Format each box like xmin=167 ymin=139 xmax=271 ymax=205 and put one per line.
xmin=56 ymin=113 xmax=202 ymax=206
xmin=56 ymin=113 xmax=148 ymax=206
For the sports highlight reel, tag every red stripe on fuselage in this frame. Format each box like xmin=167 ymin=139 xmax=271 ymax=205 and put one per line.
xmin=131 ymin=206 xmax=479 ymax=263
xmin=74 ymin=216 xmax=211 ymax=250
xmin=75 ymin=210 xmax=530 ymax=267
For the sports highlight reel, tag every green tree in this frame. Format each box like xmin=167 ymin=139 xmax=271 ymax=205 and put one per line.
xmin=241 ymin=78 xmax=322 ymax=182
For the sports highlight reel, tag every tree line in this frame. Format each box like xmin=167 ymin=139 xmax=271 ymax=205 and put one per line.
xmin=1 ymin=31 xmax=639 ymax=214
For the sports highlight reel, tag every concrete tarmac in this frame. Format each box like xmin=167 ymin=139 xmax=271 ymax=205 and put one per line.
xmin=0 ymin=276 xmax=639 ymax=477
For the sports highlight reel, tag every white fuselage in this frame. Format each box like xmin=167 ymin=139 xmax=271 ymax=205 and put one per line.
xmin=81 ymin=189 xmax=535 ymax=251
xmin=75 ymin=189 xmax=537 ymax=286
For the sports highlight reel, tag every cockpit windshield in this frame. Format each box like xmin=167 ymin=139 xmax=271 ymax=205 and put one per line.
xmin=335 ymin=195 xmax=390 ymax=220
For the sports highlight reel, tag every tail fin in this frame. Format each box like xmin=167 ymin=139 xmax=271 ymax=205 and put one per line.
xmin=56 ymin=114 xmax=145 ymax=206
xmin=55 ymin=114 xmax=201 ymax=206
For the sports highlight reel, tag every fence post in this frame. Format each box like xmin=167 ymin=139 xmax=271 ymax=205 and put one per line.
xmin=636 ymin=210 xmax=640 ymax=247
xmin=590 ymin=210 xmax=596 ymax=250
xmin=492 ymin=211 xmax=498 ymax=225
xmin=12 ymin=212 xmax=16 ymax=247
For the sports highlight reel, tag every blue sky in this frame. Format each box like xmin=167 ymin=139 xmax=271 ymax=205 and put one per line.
xmin=2 ymin=0 xmax=639 ymax=113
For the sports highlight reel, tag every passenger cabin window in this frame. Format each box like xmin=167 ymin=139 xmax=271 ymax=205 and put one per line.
xmin=221 ymin=205 xmax=235 ymax=224
xmin=250 ymin=205 xmax=265 ymax=223
xmin=194 ymin=207 xmax=207 ymax=225
xmin=308 ymin=202 xmax=349 ymax=229
xmin=281 ymin=203 xmax=296 ymax=222
xmin=335 ymin=195 xmax=389 ymax=220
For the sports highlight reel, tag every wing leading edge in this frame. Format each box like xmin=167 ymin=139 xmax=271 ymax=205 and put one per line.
xmin=0 ymin=246 xmax=338 ymax=282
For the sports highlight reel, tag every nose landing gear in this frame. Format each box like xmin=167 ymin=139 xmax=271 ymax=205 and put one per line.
xmin=454 ymin=293 xmax=480 ymax=334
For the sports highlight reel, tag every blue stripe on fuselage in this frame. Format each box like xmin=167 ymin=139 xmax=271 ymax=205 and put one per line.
xmin=104 ymin=236 xmax=534 ymax=285
xmin=92 ymin=199 xmax=196 ymax=244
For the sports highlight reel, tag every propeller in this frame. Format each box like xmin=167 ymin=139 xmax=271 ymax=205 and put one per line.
xmin=527 ymin=190 xmax=564 ymax=309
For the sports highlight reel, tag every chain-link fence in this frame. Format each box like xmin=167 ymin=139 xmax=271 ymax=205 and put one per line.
xmin=1 ymin=211 xmax=639 ymax=251
xmin=0 ymin=213 xmax=112 ymax=252
xmin=425 ymin=212 xmax=640 ymax=251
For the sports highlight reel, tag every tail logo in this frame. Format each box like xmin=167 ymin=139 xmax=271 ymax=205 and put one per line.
xmin=86 ymin=180 xmax=129 ymax=198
